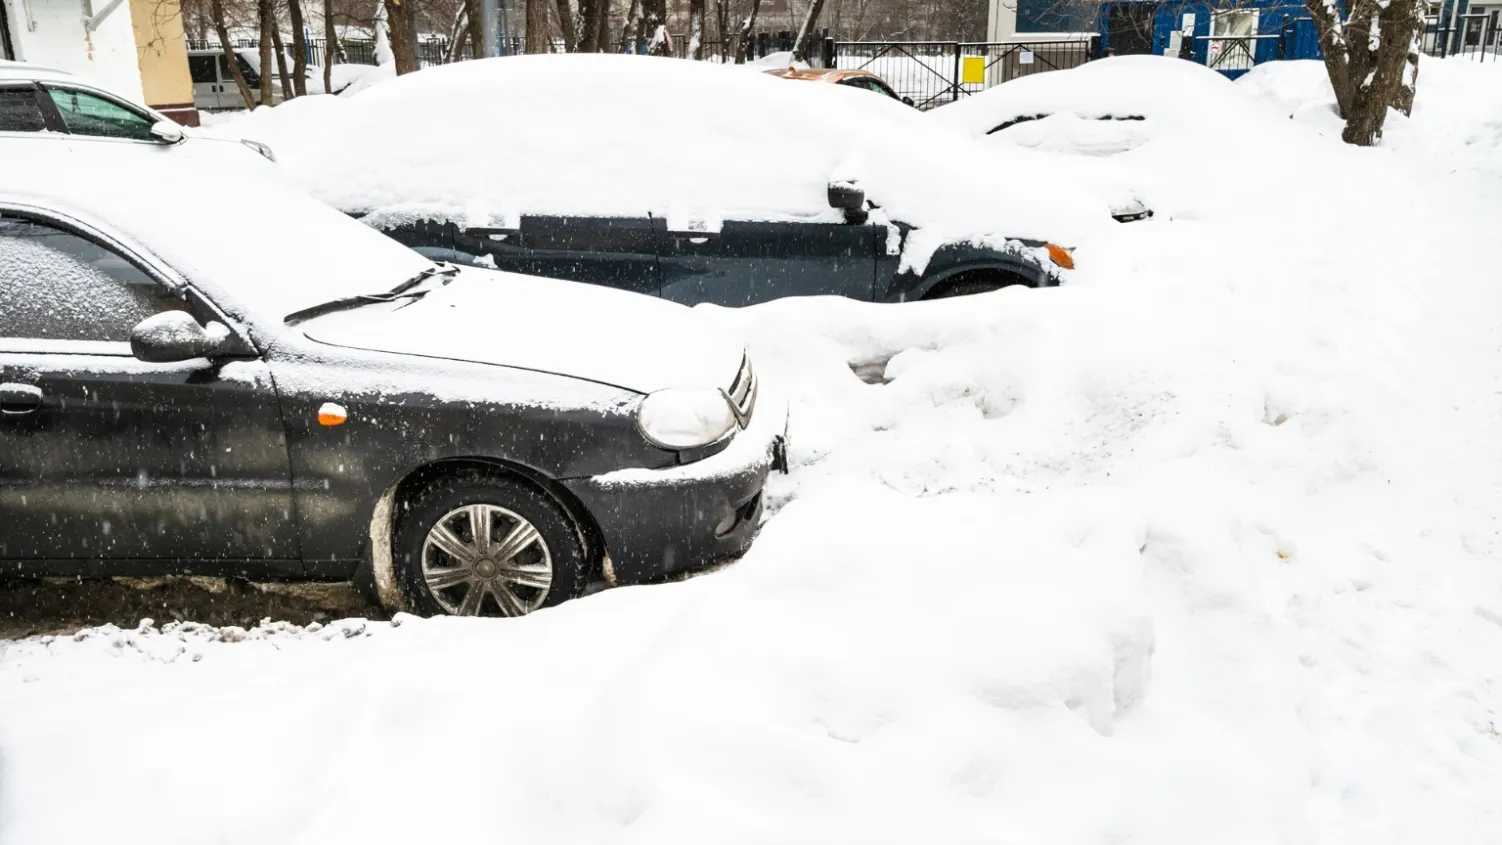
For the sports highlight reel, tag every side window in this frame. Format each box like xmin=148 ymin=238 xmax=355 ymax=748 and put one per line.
xmin=0 ymin=218 xmax=187 ymax=342
xmin=236 ymin=55 xmax=262 ymax=88
xmin=44 ymin=88 xmax=156 ymax=141
xmin=869 ymin=79 xmax=901 ymax=101
xmin=0 ymin=87 xmax=47 ymax=133
xmin=188 ymin=55 xmax=218 ymax=84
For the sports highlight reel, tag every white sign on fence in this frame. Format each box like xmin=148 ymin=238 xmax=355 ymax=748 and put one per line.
xmin=1019 ymin=50 xmax=1035 ymax=64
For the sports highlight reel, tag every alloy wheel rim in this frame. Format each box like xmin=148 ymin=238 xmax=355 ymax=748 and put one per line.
xmin=420 ymin=503 xmax=553 ymax=616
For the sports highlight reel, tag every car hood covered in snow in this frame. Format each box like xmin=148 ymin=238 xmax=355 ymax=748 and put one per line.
xmin=205 ymin=54 xmax=1119 ymax=271
xmin=298 ymin=267 xmax=745 ymax=394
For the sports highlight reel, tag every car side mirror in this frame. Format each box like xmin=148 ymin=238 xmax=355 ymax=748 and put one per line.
xmin=130 ymin=311 xmax=229 ymax=363
xmin=150 ymin=120 xmax=184 ymax=144
xmin=902 ymin=96 xmax=915 ymax=107
xmin=827 ymin=181 xmax=865 ymax=211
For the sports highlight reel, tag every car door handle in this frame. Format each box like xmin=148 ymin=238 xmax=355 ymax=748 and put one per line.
xmin=0 ymin=383 xmax=43 ymax=415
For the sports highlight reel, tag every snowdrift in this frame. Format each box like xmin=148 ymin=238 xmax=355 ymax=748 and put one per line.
xmin=5 ymin=56 xmax=1502 ymax=845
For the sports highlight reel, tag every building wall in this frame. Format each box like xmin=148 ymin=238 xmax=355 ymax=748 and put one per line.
xmin=128 ymin=0 xmax=196 ymax=124
xmin=2 ymin=0 xmax=145 ymax=101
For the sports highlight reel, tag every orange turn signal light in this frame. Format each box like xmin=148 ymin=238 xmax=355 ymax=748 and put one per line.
xmin=1045 ymin=243 xmax=1075 ymax=270
xmin=317 ymin=402 xmax=347 ymax=427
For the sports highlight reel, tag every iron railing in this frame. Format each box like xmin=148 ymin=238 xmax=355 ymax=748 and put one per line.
xmin=831 ymin=38 xmax=1098 ymax=109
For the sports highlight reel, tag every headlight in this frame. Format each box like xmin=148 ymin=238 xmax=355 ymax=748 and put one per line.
xmin=240 ymin=139 xmax=277 ymax=162
xmin=637 ymin=387 xmax=737 ymax=450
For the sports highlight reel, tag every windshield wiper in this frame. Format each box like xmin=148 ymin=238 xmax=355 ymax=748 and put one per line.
xmin=285 ymin=263 xmax=459 ymax=325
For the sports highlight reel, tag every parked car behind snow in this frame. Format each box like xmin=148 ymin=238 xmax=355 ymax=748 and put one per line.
xmin=762 ymin=66 xmax=916 ymax=107
xmin=0 ymin=159 xmax=787 ymax=618
xmin=927 ymin=55 xmax=1249 ymax=157
xmin=206 ymin=54 xmax=1131 ymax=306
xmin=0 ymin=60 xmax=277 ymax=166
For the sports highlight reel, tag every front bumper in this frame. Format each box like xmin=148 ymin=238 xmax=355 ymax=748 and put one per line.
xmin=562 ymin=397 xmax=789 ymax=587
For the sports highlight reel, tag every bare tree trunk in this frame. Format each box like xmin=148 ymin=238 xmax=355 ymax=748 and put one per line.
xmin=463 ymin=0 xmax=485 ymax=57
xmin=634 ymin=0 xmax=666 ymax=54
xmin=734 ymin=0 xmax=761 ymax=62
xmin=257 ymin=0 xmax=277 ymax=105
xmin=323 ymin=0 xmax=336 ymax=92
xmin=384 ymin=0 xmax=421 ymax=72
xmin=555 ymin=0 xmax=577 ymax=51
xmin=526 ymin=0 xmax=551 ymax=52
xmin=211 ymin=0 xmax=256 ymax=107
xmin=789 ymin=0 xmax=824 ymax=60
xmin=1304 ymin=0 xmax=1424 ymax=146
xmin=1394 ymin=19 xmax=1421 ymax=115
xmin=445 ymin=3 xmax=467 ymax=59
xmin=624 ymin=0 xmax=642 ymax=51
xmin=406 ymin=0 xmax=420 ymax=62
xmin=577 ymin=0 xmax=600 ymax=51
xmin=271 ymin=21 xmax=295 ymax=101
xmin=288 ymin=0 xmax=309 ymax=95
xmin=715 ymin=0 xmax=729 ymax=60
xmin=688 ymin=0 xmax=705 ymax=58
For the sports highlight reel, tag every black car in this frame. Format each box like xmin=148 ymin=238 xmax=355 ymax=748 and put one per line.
xmin=374 ymin=180 xmax=1080 ymax=307
xmin=213 ymin=54 xmax=1130 ymax=308
xmin=0 ymin=167 xmax=787 ymax=617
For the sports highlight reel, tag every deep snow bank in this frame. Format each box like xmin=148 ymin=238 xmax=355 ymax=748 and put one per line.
xmin=1238 ymin=57 xmax=1502 ymax=178
xmin=4 ymin=56 xmax=1502 ymax=845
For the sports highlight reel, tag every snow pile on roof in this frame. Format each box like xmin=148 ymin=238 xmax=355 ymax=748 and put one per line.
xmin=205 ymin=54 xmax=1118 ymax=264
xmin=6 ymin=54 xmax=1502 ymax=845
xmin=1239 ymin=57 xmax=1502 ymax=179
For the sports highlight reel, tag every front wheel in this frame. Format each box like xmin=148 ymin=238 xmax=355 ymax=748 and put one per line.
xmin=394 ymin=474 xmax=588 ymax=617
xmin=920 ymin=271 xmax=1030 ymax=300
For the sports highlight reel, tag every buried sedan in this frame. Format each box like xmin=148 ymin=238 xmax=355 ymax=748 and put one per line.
xmin=0 ymin=164 xmax=786 ymax=617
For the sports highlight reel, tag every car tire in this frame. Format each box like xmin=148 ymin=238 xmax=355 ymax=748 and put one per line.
xmin=923 ymin=277 xmax=1024 ymax=300
xmin=394 ymin=473 xmax=588 ymax=617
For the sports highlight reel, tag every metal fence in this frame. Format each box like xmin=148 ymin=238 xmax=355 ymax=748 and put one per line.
xmin=1420 ymin=13 xmax=1502 ymax=59
xmin=830 ymin=38 xmax=1098 ymax=109
xmin=1197 ymin=12 xmax=1502 ymax=77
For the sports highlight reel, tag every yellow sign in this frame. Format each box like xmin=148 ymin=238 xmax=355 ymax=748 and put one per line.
xmin=961 ymin=55 xmax=987 ymax=85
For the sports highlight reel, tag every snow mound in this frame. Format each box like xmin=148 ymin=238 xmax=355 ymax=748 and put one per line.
xmin=1239 ymin=57 xmax=1502 ymax=178
xmin=6 ymin=52 xmax=1502 ymax=845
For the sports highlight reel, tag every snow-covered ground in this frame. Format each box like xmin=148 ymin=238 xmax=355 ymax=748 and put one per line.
xmin=4 ymin=57 xmax=1502 ymax=844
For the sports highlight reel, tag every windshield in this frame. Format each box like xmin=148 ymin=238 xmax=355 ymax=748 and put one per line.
xmin=2 ymin=156 xmax=434 ymax=321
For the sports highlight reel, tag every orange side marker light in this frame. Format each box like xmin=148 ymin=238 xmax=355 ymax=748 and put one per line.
xmin=1045 ymin=243 xmax=1075 ymax=270
xmin=318 ymin=402 xmax=348 ymax=427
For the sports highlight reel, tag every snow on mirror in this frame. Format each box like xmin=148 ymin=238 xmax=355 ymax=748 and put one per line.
xmin=129 ymin=312 xmax=232 ymax=363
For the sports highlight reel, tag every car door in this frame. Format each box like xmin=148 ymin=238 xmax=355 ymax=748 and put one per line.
xmin=37 ymin=84 xmax=165 ymax=157
xmin=0 ymin=213 xmax=298 ymax=574
xmin=653 ymin=216 xmax=878 ymax=307
xmin=188 ymin=53 xmax=226 ymax=111
xmin=452 ymin=215 xmax=662 ymax=297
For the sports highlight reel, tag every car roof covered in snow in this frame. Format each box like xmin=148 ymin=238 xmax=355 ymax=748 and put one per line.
xmin=0 ymin=61 xmax=74 ymax=84
xmin=204 ymin=54 xmax=1118 ymax=256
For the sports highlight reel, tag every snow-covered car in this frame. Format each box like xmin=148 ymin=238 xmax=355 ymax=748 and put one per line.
xmin=0 ymin=60 xmax=277 ymax=166
xmin=206 ymin=54 xmax=1127 ymax=306
xmin=925 ymin=56 xmax=1258 ymax=223
xmin=763 ymin=66 xmax=915 ymax=107
xmin=0 ymin=160 xmax=787 ymax=618
xmin=928 ymin=55 xmax=1249 ymax=157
